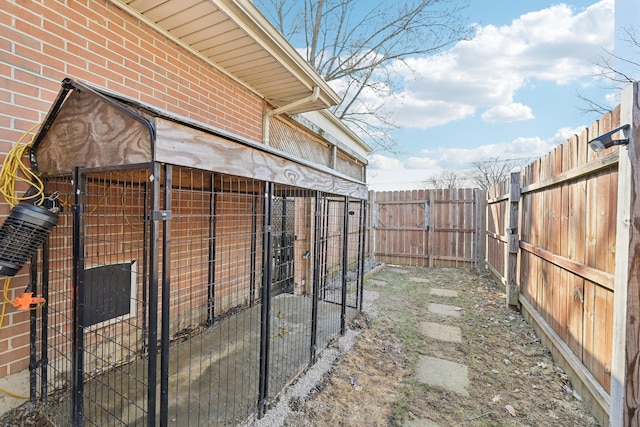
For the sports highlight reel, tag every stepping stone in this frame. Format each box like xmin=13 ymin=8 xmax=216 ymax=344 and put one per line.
xmin=430 ymin=288 xmax=458 ymax=298
xmin=421 ymin=322 xmax=462 ymax=343
xmin=387 ymin=267 xmax=409 ymax=274
xmin=367 ymin=279 xmax=387 ymax=286
xmin=416 ymin=356 xmax=469 ymax=397
xmin=409 ymin=277 xmax=430 ymax=283
xmin=404 ymin=419 xmax=441 ymax=427
xmin=428 ymin=303 xmax=462 ymax=317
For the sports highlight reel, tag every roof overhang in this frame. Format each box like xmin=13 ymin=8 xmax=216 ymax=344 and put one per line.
xmin=111 ymin=0 xmax=340 ymax=114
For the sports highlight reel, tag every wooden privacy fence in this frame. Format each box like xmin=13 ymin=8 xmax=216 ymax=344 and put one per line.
xmin=370 ymin=188 xmax=485 ymax=268
xmin=486 ymin=82 xmax=640 ymax=427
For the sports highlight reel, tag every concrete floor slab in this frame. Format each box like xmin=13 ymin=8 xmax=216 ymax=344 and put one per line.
xmin=428 ymin=303 xmax=462 ymax=317
xmin=409 ymin=277 xmax=430 ymax=283
xmin=430 ymin=288 xmax=458 ymax=298
xmin=416 ymin=356 xmax=469 ymax=397
xmin=420 ymin=322 xmax=462 ymax=343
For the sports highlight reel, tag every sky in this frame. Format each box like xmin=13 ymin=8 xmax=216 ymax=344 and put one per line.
xmin=366 ymin=0 xmax=619 ymax=191
xmin=259 ymin=0 xmax=630 ymax=191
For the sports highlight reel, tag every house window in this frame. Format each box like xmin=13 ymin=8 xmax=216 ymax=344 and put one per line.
xmin=83 ymin=261 xmax=137 ymax=327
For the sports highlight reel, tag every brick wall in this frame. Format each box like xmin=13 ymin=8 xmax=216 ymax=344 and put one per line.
xmin=0 ymin=0 xmax=265 ymax=379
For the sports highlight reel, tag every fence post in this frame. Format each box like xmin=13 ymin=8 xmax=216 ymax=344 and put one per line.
xmin=428 ymin=189 xmax=435 ymax=267
xmin=506 ymin=172 xmax=520 ymax=307
xmin=610 ymin=82 xmax=638 ymax=427
xmin=368 ymin=190 xmax=376 ymax=261
xmin=474 ymin=189 xmax=487 ymax=271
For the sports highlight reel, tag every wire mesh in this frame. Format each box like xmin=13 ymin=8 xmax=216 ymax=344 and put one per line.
xmin=34 ymin=164 xmax=367 ymax=426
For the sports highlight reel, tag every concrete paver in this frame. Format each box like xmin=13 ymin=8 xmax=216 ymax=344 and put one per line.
xmin=430 ymin=288 xmax=458 ymax=298
xmin=404 ymin=418 xmax=441 ymax=427
xmin=415 ymin=356 xmax=469 ymax=397
xmin=367 ymin=279 xmax=388 ymax=286
xmin=420 ymin=322 xmax=462 ymax=343
xmin=409 ymin=277 xmax=430 ymax=283
xmin=428 ymin=303 xmax=462 ymax=317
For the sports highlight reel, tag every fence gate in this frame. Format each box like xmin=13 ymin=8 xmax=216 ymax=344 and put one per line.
xmin=372 ymin=189 xmax=481 ymax=268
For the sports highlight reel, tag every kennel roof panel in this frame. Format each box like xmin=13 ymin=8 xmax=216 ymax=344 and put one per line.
xmin=113 ymin=0 xmax=339 ymax=114
xmin=32 ymin=79 xmax=368 ymax=200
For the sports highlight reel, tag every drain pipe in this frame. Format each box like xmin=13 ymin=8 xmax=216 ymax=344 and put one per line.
xmin=263 ymin=87 xmax=320 ymax=146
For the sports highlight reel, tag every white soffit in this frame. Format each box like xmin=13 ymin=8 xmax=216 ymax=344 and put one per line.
xmin=115 ymin=0 xmax=339 ymax=113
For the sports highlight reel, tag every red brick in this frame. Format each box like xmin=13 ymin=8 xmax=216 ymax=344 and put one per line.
xmin=16 ymin=44 xmax=65 ymax=74
xmin=8 ymin=356 xmax=29 ymax=375
xmin=10 ymin=332 xmax=30 ymax=350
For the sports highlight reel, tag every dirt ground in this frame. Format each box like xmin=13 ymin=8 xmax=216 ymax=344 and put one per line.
xmin=0 ymin=266 xmax=601 ymax=427
xmin=282 ymin=266 xmax=600 ymax=427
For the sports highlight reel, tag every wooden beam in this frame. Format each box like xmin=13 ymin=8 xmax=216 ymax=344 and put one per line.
xmin=520 ymin=151 xmax=619 ymax=195
xmin=486 ymin=230 xmax=508 ymax=244
xmin=519 ymin=241 xmax=614 ymax=292
xmin=610 ymin=82 xmax=639 ymax=427
xmin=154 ymin=118 xmax=368 ymax=199
xmin=486 ymin=193 xmax=509 ymax=204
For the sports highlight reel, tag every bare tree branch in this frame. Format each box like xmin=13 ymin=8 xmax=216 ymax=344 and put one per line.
xmin=426 ymin=170 xmax=468 ymax=189
xmin=256 ymin=0 xmax=470 ymax=152
xmin=579 ymin=25 xmax=640 ymax=115
xmin=466 ymin=157 xmax=531 ymax=190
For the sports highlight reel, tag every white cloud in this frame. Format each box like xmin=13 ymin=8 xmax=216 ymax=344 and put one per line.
xmin=366 ymin=124 xmax=588 ymax=190
xmin=367 ymin=154 xmax=403 ymax=170
xmin=384 ymin=0 xmax=614 ymax=129
xmin=481 ymin=103 xmax=534 ymax=123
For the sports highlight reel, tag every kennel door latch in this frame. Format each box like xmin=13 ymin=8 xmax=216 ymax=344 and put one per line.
xmin=150 ymin=210 xmax=172 ymax=221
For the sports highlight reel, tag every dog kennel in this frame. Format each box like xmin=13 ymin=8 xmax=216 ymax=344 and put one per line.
xmin=24 ymin=78 xmax=368 ymax=426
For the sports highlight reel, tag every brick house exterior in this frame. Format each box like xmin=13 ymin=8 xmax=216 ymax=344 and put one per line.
xmin=0 ymin=1 xmax=370 ymax=418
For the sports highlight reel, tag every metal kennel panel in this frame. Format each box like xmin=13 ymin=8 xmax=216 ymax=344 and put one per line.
xmin=34 ymin=166 xmax=155 ymax=426
xmin=33 ymin=166 xmax=367 ymax=426
xmin=166 ymin=169 xmax=264 ymax=426
xmin=313 ymin=195 xmax=346 ymax=353
xmin=32 ymin=174 xmax=75 ymax=425
xmin=266 ymin=185 xmax=315 ymax=401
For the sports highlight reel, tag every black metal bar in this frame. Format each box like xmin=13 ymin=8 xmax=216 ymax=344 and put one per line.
xmin=28 ymin=251 xmax=37 ymax=404
xmin=147 ymin=162 xmax=161 ymax=427
xmin=258 ymin=182 xmax=273 ymax=417
xmin=358 ymin=200 xmax=367 ymax=311
xmin=340 ymin=196 xmax=349 ymax=335
xmin=29 ymin=79 xmax=75 ymax=173
xmin=207 ymin=175 xmax=217 ymax=325
xmin=279 ymin=197 xmax=287 ymax=291
xmin=160 ymin=164 xmax=172 ymax=426
xmin=40 ymin=223 xmax=50 ymax=401
xmin=310 ymin=191 xmax=322 ymax=364
xmin=249 ymin=196 xmax=257 ymax=306
xmin=320 ymin=198 xmax=329 ymax=301
xmin=71 ymin=167 xmax=86 ymax=426
xmin=142 ymin=180 xmax=149 ymax=354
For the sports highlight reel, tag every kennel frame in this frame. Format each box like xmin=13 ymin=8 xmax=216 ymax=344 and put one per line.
xmin=28 ymin=78 xmax=368 ymax=426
